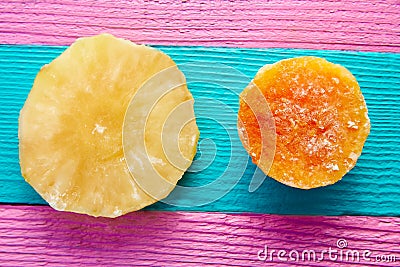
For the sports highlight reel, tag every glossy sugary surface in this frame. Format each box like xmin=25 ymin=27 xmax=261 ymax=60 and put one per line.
xmin=238 ymin=56 xmax=370 ymax=189
xmin=18 ymin=34 xmax=199 ymax=217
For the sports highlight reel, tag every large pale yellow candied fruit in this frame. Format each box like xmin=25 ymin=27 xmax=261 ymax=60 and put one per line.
xmin=19 ymin=34 xmax=199 ymax=217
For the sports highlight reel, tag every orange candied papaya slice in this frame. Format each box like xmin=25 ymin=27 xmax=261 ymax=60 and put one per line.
xmin=238 ymin=56 xmax=370 ymax=189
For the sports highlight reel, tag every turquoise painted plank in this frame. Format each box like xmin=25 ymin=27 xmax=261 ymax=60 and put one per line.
xmin=0 ymin=45 xmax=399 ymax=216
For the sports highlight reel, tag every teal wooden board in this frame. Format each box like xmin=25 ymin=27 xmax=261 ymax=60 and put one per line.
xmin=0 ymin=45 xmax=399 ymax=216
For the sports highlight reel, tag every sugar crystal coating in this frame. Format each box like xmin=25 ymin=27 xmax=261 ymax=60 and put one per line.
xmin=238 ymin=56 xmax=370 ymax=189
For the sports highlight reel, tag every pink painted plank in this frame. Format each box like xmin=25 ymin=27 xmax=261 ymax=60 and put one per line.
xmin=0 ymin=205 xmax=399 ymax=266
xmin=0 ymin=0 xmax=399 ymax=52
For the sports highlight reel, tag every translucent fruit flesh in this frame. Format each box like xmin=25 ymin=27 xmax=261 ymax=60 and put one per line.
xmin=19 ymin=34 xmax=199 ymax=217
xmin=238 ymin=56 xmax=370 ymax=189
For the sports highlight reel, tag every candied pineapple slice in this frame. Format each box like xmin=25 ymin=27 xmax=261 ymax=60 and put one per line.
xmin=19 ymin=34 xmax=199 ymax=217
xmin=238 ymin=56 xmax=370 ymax=189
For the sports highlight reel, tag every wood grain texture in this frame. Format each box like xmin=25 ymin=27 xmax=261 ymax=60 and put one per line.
xmin=0 ymin=205 xmax=399 ymax=266
xmin=0 ymin=0 xmax=399 ymax=52
xmin=1 ymin=2 xmax=399 ymax=266
xmin=1 ymin=45 xmax=399 ymax=216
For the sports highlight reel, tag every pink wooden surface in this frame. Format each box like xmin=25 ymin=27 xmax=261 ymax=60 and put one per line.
xmin=0 ymin=0 xmax=399 ymax=52
xmin=0 ymin=205 xmax=399 ymax=266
